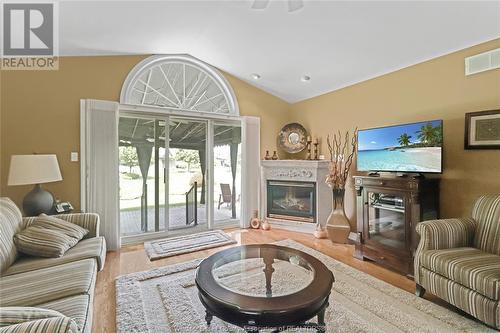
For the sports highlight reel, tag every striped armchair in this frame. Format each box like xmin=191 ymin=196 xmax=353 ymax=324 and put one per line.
xmin=414 ymin=195 xmax=500 ymax=329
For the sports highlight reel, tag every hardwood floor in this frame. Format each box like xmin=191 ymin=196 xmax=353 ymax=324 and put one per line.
xmin=93 ymin=228 xmax=454 ymax=333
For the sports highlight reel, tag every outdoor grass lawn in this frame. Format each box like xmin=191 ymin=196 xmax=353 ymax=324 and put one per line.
xmin=119 ymin=166 xmax=240 ymax=210
xmin=120 ymin=168 xmax=194 ymax=209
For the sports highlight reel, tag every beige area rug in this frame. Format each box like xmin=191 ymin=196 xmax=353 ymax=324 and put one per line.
xmin=144 ymin=230 xmax=236 ymax=260
xmin=116 ymin=239 xmax=495 ymax=333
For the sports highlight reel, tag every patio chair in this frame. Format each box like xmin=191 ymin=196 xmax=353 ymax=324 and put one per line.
xmin=218 ymin=183 xmax=232 ymax=209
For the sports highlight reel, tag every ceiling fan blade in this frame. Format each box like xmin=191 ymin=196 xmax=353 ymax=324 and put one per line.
xmin=251 ymin=0 xmax=270 ymax=10
xmin=288 ymin=0 xmax=304 ymax=12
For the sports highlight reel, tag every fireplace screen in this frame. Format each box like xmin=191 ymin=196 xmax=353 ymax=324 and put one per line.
xmin=267 ymin=181 xmax=316 ymax=223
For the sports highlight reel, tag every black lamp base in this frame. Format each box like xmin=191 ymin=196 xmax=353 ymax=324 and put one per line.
xmin=22 ymin=184 xmax=55 ymax=217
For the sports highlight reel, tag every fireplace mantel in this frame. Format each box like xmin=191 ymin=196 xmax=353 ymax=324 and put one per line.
xmin=261 ymin=160 xmax=332 ymax=234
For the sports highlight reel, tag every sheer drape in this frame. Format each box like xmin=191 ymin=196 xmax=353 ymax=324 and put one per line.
xmin=241 ymin=116 xmax=261 ymax=228
xmin=80 ymin=99 xmax=120 ymax=250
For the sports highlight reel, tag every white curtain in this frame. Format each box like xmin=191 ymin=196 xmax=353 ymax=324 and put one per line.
xmin=241 ymin=116 xmax=261 ymax=228
xmin=80 ymin=99 xmax=120 ymax=250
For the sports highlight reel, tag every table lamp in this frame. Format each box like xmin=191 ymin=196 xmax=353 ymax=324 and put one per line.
xmin=7 ymin=154 xmax=63 ymax=216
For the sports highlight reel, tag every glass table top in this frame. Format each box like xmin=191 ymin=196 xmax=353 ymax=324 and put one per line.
xmin=211 ymin=246 xmax=315 ymax=298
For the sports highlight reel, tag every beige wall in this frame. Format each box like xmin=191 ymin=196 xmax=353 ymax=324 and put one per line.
xmin=0 ymin=55 xmax=289 ymax=210
xmin=290 ymin=38 xmax=500 ymax=228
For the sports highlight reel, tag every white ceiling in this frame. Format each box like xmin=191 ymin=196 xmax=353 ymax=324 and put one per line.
xmin=59 ymin=1 xmax=500 ymax=103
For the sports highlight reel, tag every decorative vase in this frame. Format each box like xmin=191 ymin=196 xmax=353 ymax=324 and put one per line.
xmin=261 ymin=219 xmax=271 ymax=230
xmin=264 ymin=150 xmax=271 ymax=160
xmin=326 ymin=188 xmax=351 ymax=244
xmin=271 ymin=151 xmax=279 ymax=160
xmin=250 ymin=210 xmax=261 ymax=229
xmin=313 ymin=224 xmax=328 ymax=239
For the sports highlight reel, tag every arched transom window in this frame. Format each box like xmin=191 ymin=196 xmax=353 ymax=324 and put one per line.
xmin=120 ymin=55 xmax=239 ymax=115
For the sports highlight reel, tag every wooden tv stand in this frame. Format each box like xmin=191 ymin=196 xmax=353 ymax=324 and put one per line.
xmin=353 ymin=175 xmax=439 ymax=277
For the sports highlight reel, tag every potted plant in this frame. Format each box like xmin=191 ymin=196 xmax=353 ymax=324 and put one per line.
xmin=325 ymin=129 xmax=357 ymax=243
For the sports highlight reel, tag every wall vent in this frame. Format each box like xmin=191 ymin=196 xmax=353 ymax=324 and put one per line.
xmin=465 ymin=48 xmax=500 ymax=76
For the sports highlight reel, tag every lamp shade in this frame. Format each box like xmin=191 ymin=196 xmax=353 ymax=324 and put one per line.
xmin=8 ymin=154 xmax=62 ymax=186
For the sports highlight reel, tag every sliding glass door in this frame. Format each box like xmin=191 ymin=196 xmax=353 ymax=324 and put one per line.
xmin=118 ymin=116 xmax=167 ymax=236
xmin=119 ymin=114 xmax=240 ymax=240
xmin=213 ymin=122 xmax=241 ymax=225
xmin=167 ymin=118 xmax=207 ymax=230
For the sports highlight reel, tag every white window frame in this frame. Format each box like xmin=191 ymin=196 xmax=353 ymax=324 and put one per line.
xmin=82 ymin=55 xmax=260 ymax=246
xmin=120 ymin=54 xmax=239 ymax=116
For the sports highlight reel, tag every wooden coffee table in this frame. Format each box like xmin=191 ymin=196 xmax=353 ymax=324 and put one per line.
xmin=195 ymin=244 xmax=334 ymax=332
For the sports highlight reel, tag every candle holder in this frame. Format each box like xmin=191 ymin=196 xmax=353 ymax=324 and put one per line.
xmin=306 ymin=138 xmax=313 ymax=160
xmin=314 ymin=141 xmax=319 ymax=160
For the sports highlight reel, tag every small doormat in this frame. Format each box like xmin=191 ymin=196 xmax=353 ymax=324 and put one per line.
xmin=144 ymin=230 xmax=236 ymax=260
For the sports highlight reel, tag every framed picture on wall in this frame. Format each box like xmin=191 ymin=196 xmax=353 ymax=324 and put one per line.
xmin=465 ymin=109 xmax=500 ymax=149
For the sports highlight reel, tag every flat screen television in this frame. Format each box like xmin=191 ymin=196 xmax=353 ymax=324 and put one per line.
xmin=357 ymin=120 xmax=443 ymax=174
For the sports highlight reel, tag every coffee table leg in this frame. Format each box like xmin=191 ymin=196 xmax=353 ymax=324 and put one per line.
xmin=205 ymin=310 xmax=213 ymax=326
xmin=316 ymin=301 xmax=329 ymax=332
xmin=318 ymin=306 xmax=326 ymax=325
xmin=263 ymin=255 xmax=275 ymax=297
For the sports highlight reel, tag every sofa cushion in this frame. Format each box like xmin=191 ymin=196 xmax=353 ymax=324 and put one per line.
xmin=420 ymin=247 xmax=500 ymax=300
xmin=14 ymin=226 xmax=79 ymax=258
xmin=35 ymin=214 xmax=88 ymax=241
xmin=0 ymin=307 xmax=64 ymax=327
xmin=0 ymin=317 xmax=78 ymax=333
xmin=420 ymin=267 xmax=498 ymax=328
xmin=4 ymin=237 xmax=106 ymax=276
xmin=0 ymin=198 xmax=24 ymax=273
xmin=38 ymin=295 xmax=92 ymax=333
xmin=0 ymin=259 xmax=96 ymax=307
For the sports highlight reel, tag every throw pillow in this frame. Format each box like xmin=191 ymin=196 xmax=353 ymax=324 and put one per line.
xmin=35 ymin=214 xmax=88 ymax=240
xmin=14 ymin=226 xmax=79 ymax=258
xmin=0 ymin=317 xmax=78 ymax=333
xmin=0 ymin=307 xmax=64 ymax=327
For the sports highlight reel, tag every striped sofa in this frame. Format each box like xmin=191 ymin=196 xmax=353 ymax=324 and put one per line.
xmin=414 ymin=195 xmax=500 ymax=329
xmin=0 ymin=198 xmax=106 ymax=333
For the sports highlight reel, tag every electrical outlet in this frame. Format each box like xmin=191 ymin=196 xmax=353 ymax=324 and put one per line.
xmin=71 ymin=152 xmax=79 ymax=162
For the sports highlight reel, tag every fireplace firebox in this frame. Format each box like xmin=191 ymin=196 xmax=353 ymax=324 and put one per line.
xmin=267 ymin=180 xmax=316 ymax=223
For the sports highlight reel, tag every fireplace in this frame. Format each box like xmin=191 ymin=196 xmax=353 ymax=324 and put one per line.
xmin=267 ymin=180 xmax=316 ymax=223
xmin=261 ymin=160 xmax=331 ymax=234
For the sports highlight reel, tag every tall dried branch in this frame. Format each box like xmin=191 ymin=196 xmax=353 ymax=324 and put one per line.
xmin=326 ymin=128 xmax=357 ymax=189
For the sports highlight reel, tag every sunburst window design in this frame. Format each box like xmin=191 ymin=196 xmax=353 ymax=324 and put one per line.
xmin=120 ymin=55 xmax=239 ymax=115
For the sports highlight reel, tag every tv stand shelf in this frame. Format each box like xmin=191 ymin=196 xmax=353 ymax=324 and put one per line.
xmin=370 ymin=203 xmax=405 ymax=213
xmin=353 ymin=175 xmax=440 ymax=276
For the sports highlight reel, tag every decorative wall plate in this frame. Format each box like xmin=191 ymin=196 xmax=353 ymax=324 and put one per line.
xmin=278 ymin=123 xmax=308 ymax=154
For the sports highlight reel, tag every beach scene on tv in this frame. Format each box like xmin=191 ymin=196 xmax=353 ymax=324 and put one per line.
xmin=357 ymin=120 xmax=443 ymax=173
